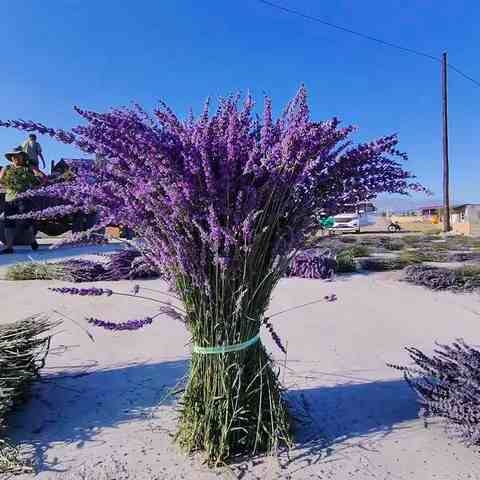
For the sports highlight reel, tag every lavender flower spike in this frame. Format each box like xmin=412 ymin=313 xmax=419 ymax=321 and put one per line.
xmin=49 ymin=287 xmax=113 ymax=296
xmin=86 ymin=316 xmax=153 ymax=331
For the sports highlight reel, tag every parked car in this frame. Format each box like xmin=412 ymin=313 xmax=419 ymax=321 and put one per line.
xmin=328 ymin=201 xmax=378 ymax=234
xmin=330 ymin=213 xmax=361 ymax=233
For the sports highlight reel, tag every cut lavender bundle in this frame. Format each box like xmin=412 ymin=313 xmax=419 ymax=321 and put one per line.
xmin=5 ymin=262 xmax=67 ymax=281
xmin=390 ymin=340 xmax=480 ymax=446
xmin=5 ymin=251 xmax=157 ymax=283
xmin=0 ymin=315 xmax=55 ymax=473
xmin=5 ymin=259 xmax=106 ymax=282
xmin=1 ymin=88 xmax=424 ymax=464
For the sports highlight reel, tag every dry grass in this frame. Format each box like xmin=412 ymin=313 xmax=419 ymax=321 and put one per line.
xmin=399 ymin=222 xmax=442 ymax=234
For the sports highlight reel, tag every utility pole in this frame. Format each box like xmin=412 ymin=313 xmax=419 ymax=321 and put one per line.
xmin=442 ymin=52 xmax=451 ymax=232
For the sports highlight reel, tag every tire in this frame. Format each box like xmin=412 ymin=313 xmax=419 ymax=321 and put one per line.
xmin=387 ymin=224 xmax=396 ymax=233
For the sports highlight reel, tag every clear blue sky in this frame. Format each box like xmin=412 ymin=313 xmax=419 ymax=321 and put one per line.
xmin=1 ymin=0 xmax=478 ymax=206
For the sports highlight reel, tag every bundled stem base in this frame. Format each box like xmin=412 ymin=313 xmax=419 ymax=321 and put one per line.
xmin=176 ymin=342 xmax=291 ymax=465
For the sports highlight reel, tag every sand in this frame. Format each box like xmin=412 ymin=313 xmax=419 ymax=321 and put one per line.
xmin=1 ymin=245 xmax=480 ymax=479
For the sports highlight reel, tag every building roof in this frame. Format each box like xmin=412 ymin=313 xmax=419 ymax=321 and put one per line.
xmin=52 ymin=158 xmax=93 ymax=173
xmin=451 ymin=203 xmax=480 ymax=209
xmin=420 ymin=205 xmax=442 ymax=211
xmin=59 ymin=158 xmax=93 ymax=167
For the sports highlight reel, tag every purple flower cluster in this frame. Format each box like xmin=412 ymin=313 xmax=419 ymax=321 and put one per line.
xmin=52 ymin=229 xmax=110 ymax=249
xmin=390 ymin=340 xmax=480 ymax=446
xmin=10 ymin=204 xmax=86 ymax=221
xmin=49 ymin=286 xmax=113 ymax=296
xmin=0 ymin=88 xmax=425 ymax=289
xmin=86 ymin=316 xmax=153 ymax=331
xmin=262 ymin=318 xmax=286 ymax=354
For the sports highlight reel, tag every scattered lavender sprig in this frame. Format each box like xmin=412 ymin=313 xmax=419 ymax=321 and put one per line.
xmin=86 ymin=316 xmax=153 ymax=331
xmin=49 ymin=287 xmax=113 ymax=296
xmin=262 ymin=318 xmax=286 ymax=354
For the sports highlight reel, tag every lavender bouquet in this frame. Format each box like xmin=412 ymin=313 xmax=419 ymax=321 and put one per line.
xmin=1 ymin=87 xmax=423 ymax=463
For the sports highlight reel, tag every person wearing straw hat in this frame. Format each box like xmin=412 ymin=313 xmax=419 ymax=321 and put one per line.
xmin=0 ymin=147 xmax=46 ymax=254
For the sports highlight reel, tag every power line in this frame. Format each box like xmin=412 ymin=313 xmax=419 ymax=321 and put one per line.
xmin=447 ymin=64 xmax=480 ymax=88
xmin=258 ymin=0 xmax=480 ymax=88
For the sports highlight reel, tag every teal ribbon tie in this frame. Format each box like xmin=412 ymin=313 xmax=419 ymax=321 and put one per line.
xmin=192 ymin=333 xmax=261 ymax=355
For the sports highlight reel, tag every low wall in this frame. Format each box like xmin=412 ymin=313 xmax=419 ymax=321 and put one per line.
xmin=453 ymin=222 xmax=471 ymax=236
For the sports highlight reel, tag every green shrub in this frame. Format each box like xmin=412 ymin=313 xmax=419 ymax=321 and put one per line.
xmin=337 ymin=236 xmax=357 ymax=244
xmin=459 ymin=264 xmax=480 ymax=278
xmin=341 ymin=244 xmax=371 ymax=258
xmin=401 ymin=235 xmax=421 ymax=243
xmin=399 ymin=250 xmax=447 ymax=264
xmin=336 ymin=251 xmax=357 ymax=273
xmin=428 ymin=241 xmax=449 ymax=252
xmin=359 ymin=257 xmax=408 ymax=271
xmin=381 ymin=238 xmax=404 ymax=251
xmin=404 ymin=264 xmax=480 ymax=292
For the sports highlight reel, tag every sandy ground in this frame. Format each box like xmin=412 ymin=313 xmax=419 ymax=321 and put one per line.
xmin=1 ymin=246 xmax=480 ymax=479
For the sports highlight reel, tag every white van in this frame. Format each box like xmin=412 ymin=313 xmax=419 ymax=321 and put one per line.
xmin=330 ymin=202 xmax=377 ymax=233
xmin=331 ymin=212 xmax=361 ymax=233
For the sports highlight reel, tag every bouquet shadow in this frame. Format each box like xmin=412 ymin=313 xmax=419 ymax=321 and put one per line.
xmin=8 ymin=357 xmax=419 ymax=474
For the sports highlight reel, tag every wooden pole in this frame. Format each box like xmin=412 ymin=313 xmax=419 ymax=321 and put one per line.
xmin=442 ymin=52 xmax=451 ymax=232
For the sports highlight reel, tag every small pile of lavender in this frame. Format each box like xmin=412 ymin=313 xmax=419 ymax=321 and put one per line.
xmin=390 ymin=340 xmax=480 ymax=446
xmin=5 ymin=249 xmax=160 ymax=283
xmin=5 ymin=259 xmax=107 ymax=282
xmin=0 ymin=316 xmax=54 ymax=426
xmin=98 ymin=249 xmax=159 ymax=280
xmin=287 ymin=250 xmax=337 ymax=279
xmin=0 ymin=316 xmax=54 ymax=473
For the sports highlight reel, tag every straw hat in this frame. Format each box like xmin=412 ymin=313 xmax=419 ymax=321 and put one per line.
xmin=4 ymin=146 xmax=30 ymax=164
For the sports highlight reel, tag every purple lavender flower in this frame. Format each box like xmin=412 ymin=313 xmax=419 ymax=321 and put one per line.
xmin=0 ymin=87 xmax=425 ymax=289
xmin=262 ymin=318 xmax=286 ymax=354
xmin=51 ymin=229 xmax=109 ymax=249
xmin=86 ymin=316 xmax=153 ymax=331
xmin=49 ymin=286 xmax=113 ymax=296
